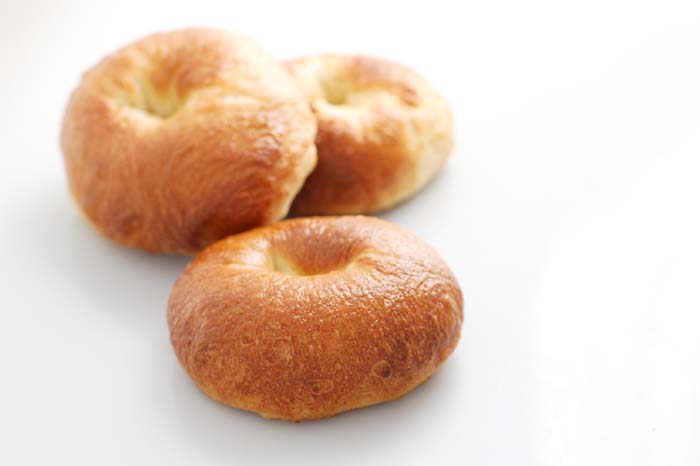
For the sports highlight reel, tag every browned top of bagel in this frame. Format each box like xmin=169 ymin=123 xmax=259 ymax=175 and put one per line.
xmin=285 ymin=55 xmax=453 ymax=215
xmin=168 ymin=216 xmax=463 ymax=421
xmin=61 ymin=28 xmax=317 ymax=254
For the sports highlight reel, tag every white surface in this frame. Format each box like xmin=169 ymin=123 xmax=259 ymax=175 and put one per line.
xmin=1 ymin=1 xmax=700 ymax=465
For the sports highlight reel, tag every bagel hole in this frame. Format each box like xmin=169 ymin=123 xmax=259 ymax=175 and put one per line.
xmin=267 ymin=249 xmax=360 ymax=277
xmin=141 ymin=93 xmax=180 ymax=119
xmin=122 ymin=78 xmax=183 ymax=120
xmin=266 ymin=228 xmax=368 ymax=276
xmin=321 ymin=80 xmax=351 ymax=105
xmin=270 ymin=253 xmax=303 ymax=276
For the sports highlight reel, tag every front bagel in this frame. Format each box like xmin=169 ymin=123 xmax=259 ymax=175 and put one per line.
xmin=61 ymin=28 xmax=317 ymax=254
xmin=167 ymin=216 xmax=463 ymax=421
xmin=286 ymin=55 xmax=453 ymax=215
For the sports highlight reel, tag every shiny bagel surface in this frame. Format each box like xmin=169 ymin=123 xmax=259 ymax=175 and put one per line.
xmin=286 ymin=55 xmax=453 ymax=215
xmin=167 ymin=216 xmax=463 ymax=421
xmin=61 ymin=28 xmax=317 ymax=254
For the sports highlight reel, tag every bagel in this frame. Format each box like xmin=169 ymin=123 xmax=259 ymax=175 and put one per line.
xmin=61 ymin=28 xmax=317 ymax=254
xmin=285 ymin=55 xmax=453 ymax=215
xmin=167 ymin=216 xmax=463 ymax=421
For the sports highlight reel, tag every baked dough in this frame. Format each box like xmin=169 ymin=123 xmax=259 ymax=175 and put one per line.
xmin=286 ymin=55 xmax=452 ymax=214
xmin=61 ymin=28 xmax=317 ymax=254
xmin=168 ymin=216 xmax=463 ymax=421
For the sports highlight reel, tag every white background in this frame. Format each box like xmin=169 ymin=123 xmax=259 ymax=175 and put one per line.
xmin=1 ymin=1 xmax=699 ymax=464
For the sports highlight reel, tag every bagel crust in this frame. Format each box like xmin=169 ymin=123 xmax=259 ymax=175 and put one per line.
xmin=61 ymin=29 xmax=317 ymax=254
xmin=168 ymin=216 xmax=463 ymax=421
xmin=285 ymin=55 xmax=453 ymax=215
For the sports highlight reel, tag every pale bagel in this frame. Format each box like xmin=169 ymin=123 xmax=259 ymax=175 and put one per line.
xmin=286 ymin=55 xmax=453 ymax=214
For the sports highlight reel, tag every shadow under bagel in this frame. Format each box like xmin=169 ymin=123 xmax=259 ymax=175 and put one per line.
xmin=21 ymin=188 xmax=188 ymax=321
xmin=169 ymin=354 xmax=460 ymax=461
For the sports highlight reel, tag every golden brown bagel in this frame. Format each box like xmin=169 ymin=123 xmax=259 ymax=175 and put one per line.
xmin=168 ymin=216 xmax=463 ymax=421
xmin=285 ymin=55 xmax=453 ymax=215
xmin=61 ymin=28 xmax=317 ymax=254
